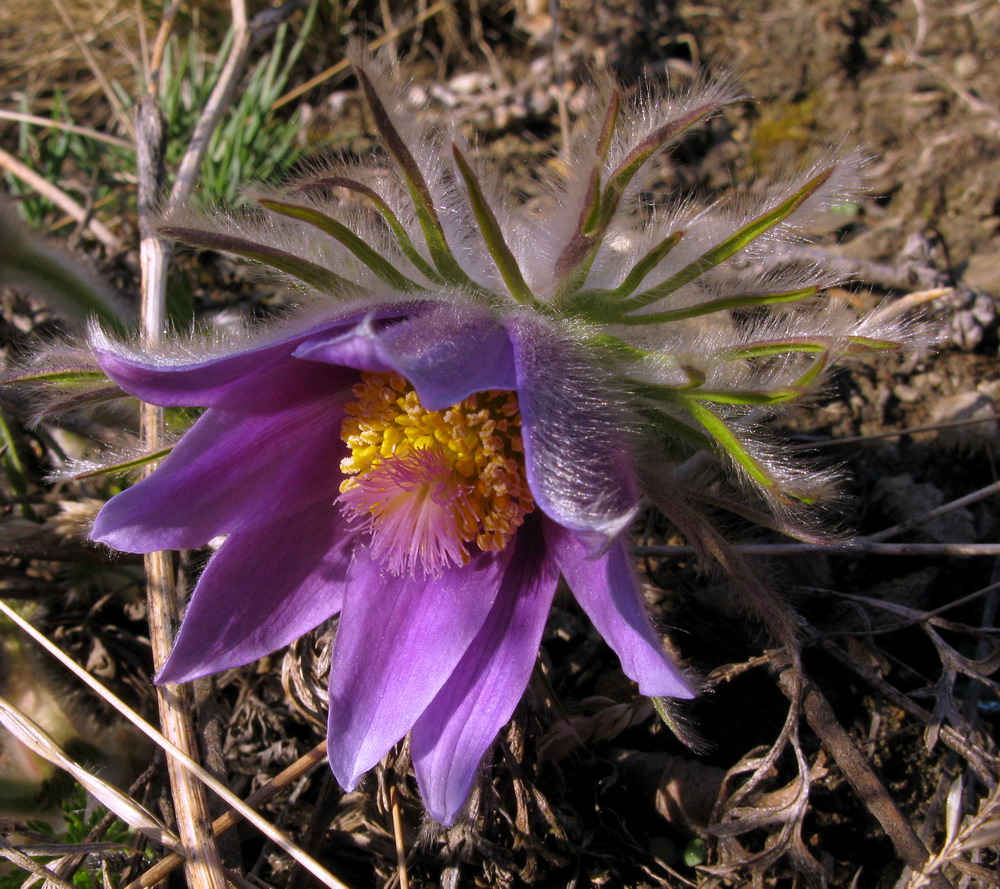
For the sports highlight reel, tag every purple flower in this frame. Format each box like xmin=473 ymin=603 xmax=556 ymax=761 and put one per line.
xmin=81 ymin=51 xmax=912 ymax=824
xmin=91 ymin=299 xmax=692 ymax=823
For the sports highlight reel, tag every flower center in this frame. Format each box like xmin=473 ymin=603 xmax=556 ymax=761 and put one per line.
xmin=339 ymin=371 xmax=535 ymax=576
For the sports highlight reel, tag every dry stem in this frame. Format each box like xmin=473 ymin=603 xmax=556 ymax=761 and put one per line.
xmin=774 ymin=666 xmax=952 ymax=889
xmin=123 ymin=742 xmax=329 ymax=889
xmin=0 ymin=147 xmax=122 ymax=250
xmin=136 ymin=93 xmax=228 ymax=889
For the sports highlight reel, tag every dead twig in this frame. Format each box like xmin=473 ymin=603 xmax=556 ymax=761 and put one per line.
xmin=123 ymin=742 xmax=328 ymax=889
xmin=0 ymin=147 xmax=122 ymax=251
xmin=0 ymin=598 xmax=351 ymax=889
xmin=867 ymin=479 xmax=1000 ymax=543
xmin=774 ymin=665 xmax=952 ymax=889
xmin=135 ymin=94 xmax=228 ymax=889
xmin=271 ymin=0 xmax=452 ymax=111
xmin=636 ymin=542 xmax=1000 ymax=557
xmin=815 ymin=638 xmax=999 ymax=784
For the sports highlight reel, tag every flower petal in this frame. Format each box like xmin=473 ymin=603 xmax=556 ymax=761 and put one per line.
xmin=326 ymin=542 xmax=513 ymax=791
xmin=92 ymin=360 xmax=354 ymax=551
xmin=294 ymin=302 xmax=517 ymax=410
xmin=156 ymin=500 xmax=352 ymax=683
xmin=544 ymin=521 xmax=694 ymax=698
xmin=506 ymin=313 xmax=640 ymax=553
xmin=410 ymin=517 xmax=559 ymax=824
xmin=91 ymin=312 xmax=373 ymax=407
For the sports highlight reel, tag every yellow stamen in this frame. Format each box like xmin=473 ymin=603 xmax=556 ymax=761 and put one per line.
xmin=339 ymin=372 xmax=535 ymax=574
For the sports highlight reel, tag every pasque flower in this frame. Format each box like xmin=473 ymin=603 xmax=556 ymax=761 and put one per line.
xmin=85 ymin=53 xmax=908 ymax=824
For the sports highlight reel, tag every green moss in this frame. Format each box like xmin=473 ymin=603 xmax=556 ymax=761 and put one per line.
xmin=748 ymin=96 xmax=820 ymax=173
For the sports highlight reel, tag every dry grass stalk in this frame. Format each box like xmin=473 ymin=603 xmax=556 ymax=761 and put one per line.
xmin=135 ymin=82 xmax=228 ymax=889
xmin=123 ymin=742 xmax=329 ymax=889
xmin=0 ymin=835 xmax=79 ymax=889
xmin=0 ymin=695 xmax=180 ymax=850
xmin=0 ymin=147 xmax=122 ymax=250
xmin=0 ymin=598 xmax=351 ymax=888
xmin=271 ymin=0 xmax=452 ymax=110
xmin=0 ymin=110 xmax=131 ymax=149
xmin=168 ymin=0 xmax=250 ymax=208
xmin=47 ymin=0 xmax=135 ymax=138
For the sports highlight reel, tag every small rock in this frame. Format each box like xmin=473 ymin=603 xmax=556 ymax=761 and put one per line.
xmin=872 ymin=474 xmax=976 ymax=543
xmin=893 ymin=383 xmax=922 ymax=403
xmin=925 ymin=391 xmax=999 ymax=454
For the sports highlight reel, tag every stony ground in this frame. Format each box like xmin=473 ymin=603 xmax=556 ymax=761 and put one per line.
xmin=1 ymin=1 xmax=998 ymax=887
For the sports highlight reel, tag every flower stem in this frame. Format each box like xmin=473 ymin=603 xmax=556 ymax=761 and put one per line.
xmin=136 ymin=90 xmax=229 ymax=889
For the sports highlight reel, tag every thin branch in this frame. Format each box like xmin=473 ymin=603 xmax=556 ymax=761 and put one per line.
xmin=774 ymin=666 xmax=952 ymax=889
xmin=0 ymin=147 xmax=122 ymax=251
xmin=135 ymin=95 xmax=228 ymax=889
xmin=0 ymin=110 xmax=133 ymax=149
xmin=636 ymin=542 xmax=1000 ymax=557
xmin=123 ymin=742 xmax=329 ymax=889
xmin=0 ymin=598 xmax=352 ymax=889
xmin=271 ymin=0 xmax=451 ymax=111
xmin=867 ymin=479 xmax=1000 ymax=543
xmin=790 ymin=413 xmax=1000 ymax=451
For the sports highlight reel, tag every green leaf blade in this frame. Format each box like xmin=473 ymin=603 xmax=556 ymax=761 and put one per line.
xmin=622 ymin=169 xmax=835 ymax=312
xmin=259 ymin=199 xmax=426 ymax=292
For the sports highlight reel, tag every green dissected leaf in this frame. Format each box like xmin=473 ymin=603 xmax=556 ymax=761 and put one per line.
xmin=640 ymin=379 xmax=803 ymax=406
xmin=296 ymin=176 xmax=445 ymax=284
xmin=586 ymin=334 xmax=657 ymax=362
xmin=600 ymin=100 xmax=726 ymax=229
xmin=793 ymin=353 xmax=829 ymax=387
xmin=621 ymin=286 xmax=817 ymax=326
xmin=161 ymin=227 xmax=364 ymax=297
xmin=73 ymin=447 xmax=174 ymax=479
xmin=724 ymin=339 xmax=828 ymax=360
xmin=677 ymin=397 xmax=778 ymax=491
xmin=354 ymin=66 xmax=478 ymax=289
xmin=724 ymin=334 xmax=900 ymax=362
xmin=551 ymin=93 xmax=620 ymax=292
xmin=452 ymin=145 xmax=535 ymax=306
xmin=580 ymin=91 xmax=621 ymax=237
xmin=1 ymin=368 xmax=108 ymax=386
xmin=689 ymin=388 xmax=804 ymax=406
xmin=846 ymin=336 xmax=901 ymax=352
xmin=622 ymin=169 xmax=835 ymax=312
xmin=0 ymin=411 xmax=30 ymax=516
xmin=570 ymin=231 xmax=685 ymax=317
xmin=259 ymin=199 xmax=426 ymax=291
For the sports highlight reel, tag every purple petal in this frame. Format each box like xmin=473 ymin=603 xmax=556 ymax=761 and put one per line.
xmin=294 ymin=303 xmax=517 ymax=411
xmin=93 ymin=305 xmax=412 ymax=407
xmin=157 ymin=501 xmax=352 ymax=683
xmin=544 ymin=521 xmax=694 ymax=699
xmin=326 ymin=542 xmax=513 ymax=791
xmin=410 ymin=518 xmax=559 ymax=824
xmin=92 ymin=360 xmax=354 ymax=552
xmin=504 ymin=313 xmax=640 ymax=553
